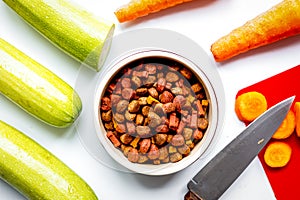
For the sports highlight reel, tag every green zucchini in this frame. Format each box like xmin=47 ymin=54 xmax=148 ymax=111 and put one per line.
xmin=0 ymin=38 xmax=82 ymax=128
xmin=0 ymin=120 xmax=98 ymax=200
xmin=3 ymin=0 xmax=115 ymax=71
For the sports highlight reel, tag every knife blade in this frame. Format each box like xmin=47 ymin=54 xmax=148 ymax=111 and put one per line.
xmin=184 ymin=96 xmax=295 ymax=200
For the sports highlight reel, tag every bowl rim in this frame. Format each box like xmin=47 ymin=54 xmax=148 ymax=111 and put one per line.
xmin=93 ymin=48 xmax=221 ymax=175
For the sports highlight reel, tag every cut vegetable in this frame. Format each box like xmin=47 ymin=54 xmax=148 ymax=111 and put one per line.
xmin=272 ymin=110 xmax=296 ymax=139
xmin=3 ymin=0 xmax=115 ymax=71
xmin=264 ymin=141 xmax=292 ymax=168
xmin=115 ymin=0 xmax=193 ymax=23
xmin=0 ymin=38 xmax=82 ymax=128
xmin=235 ymin=91 xmax=267 ymax=122
xmin=294 ymin=102 xmax=300 ymax=137
xmin=211 ymin=0 xmax=300 ymax=62
xmin=0 ymin=120 xmax=98 ymax=199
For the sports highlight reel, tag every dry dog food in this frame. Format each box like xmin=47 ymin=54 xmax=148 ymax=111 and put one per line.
xmin=99 ymin=57 xmax=210 ymax=164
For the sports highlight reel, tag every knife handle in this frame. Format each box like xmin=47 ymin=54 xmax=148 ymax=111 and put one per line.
xmin=184 ymin=191 xmax=203 ymax=200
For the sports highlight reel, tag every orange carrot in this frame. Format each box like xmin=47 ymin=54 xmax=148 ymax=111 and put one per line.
xmin=294 ymin=102 xmax=300 ymax=137
xmin=272 ymin=110 xmax=296 ymax=139
xmin=235 ymin=91 xmax=267 ymax=122
xmin=114 ymin=0 xmax=193 ymax=23
xmin=264 ymin=141 xmax=292 ymax=168
xmin=211 ymin=0 xmax=300 ymax=62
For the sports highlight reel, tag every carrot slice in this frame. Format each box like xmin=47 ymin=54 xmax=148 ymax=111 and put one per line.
xmin=264 ymin=141 xmax=292 ymax=168
xmin=114 ymin=0 xmax=193 ymax=23
xmin=294 ymin=102 xmax=300 ymax=137
xmin=272 ymin=110 xmax=296 ymax=139
xmin=211 ymin=0 xmax=300 ymax=62
xmin=235 ymin=91 xmax=267 ymax=122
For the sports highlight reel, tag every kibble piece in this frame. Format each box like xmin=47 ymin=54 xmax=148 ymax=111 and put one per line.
xmin=166 ymin=72 xmax=179 ymax=82
xmin=133 ymin=70 xmax=148 ymax=78
xmin=104 ymin=122 xmax=114 ymax=130
xmin=122 ymin=88 xmax=134 ymax=100
xmin=145 ymin=64 xmax=157 ymax=74
xmin=193 ymin=129 xmax=203 ymax=140
xmin=179 ymin=68 xmax=192 ymax=79
xmin=154 ymin=133 xmax=168 ymax=146
xmin=138 ymin=155 xmax=149 ymax=163
xmin=196 ymin=100 xmax=206 ymax=117
xmin=115 ymin=124 xmax=126 ymax=134
xmin=135 ymin=114 xmax=144 ymax=125
xmin=158 ymin=146 xmax=169 ymax=160
xmin=165 ymin=82 xmax=172 ymax=90
xmin=183 ymin=128 xmax=193 ymax=140
xmin=131 ymin=76 xmax=142 ymax=87
xmin=156 ymin=124 xmax=169 ymax=133
xmin=113 ymin=113 xmax=125 ymax=123
xmin=130 ymin=137 xmax=140 ymax=148
xmin=107 ymin=131 xmax=121 ymax=147
xmin=144 ymin=76 xmax=156 ymax=86
xmin=101 ymin=110 xmax=112 ymax=122
xmin=157 ymin=78 xmax=166 ymax=92
xmin=198 ymin=118 xmax=209 ymax=130
xmin=153 ymin=103 xmax=165 ymax=115
xmin=191 ymin=83 xmax=202 ymax=93
xmin=171 ymin=87 xmax=183 ymax=95
xmin=128 ymin=148 xmax=139 ymax=163
xmin=136 ymin=126 xmax=151 ymax=137
xmin=110 ymin=94 xmax=121 ymax=106
xmin=176 ymin=121 xmax=186 ymax=134
xmin=148 ymin=87 xmax=159 ymax=99
xmin=138 ymin=97 xmax=148 ymax=105
xmin=147 ymin=95 xmax=159 ymax=104
xmin=148 ymin=144 xmax=160 ymax=160
xmin=148 ymin=112 xmax=161 ymax=128
xmin=153 ymin=160 xmax=161 ymax=165
xmin=190 ymin=110 xmax=198 ymax=128
xmin=120 ymin=134 xmax=133 ymax=144
xmin=121 ymin=77 xmax=131 ymax=88
xmin=116 ymin=100 xmax=129 ymax=113
xmin=202 ymin=99 xmax=209 ymax=107
xmin=160 ymin=91 xmax=174 ymax=103
xmin=169 ymin=113 xmax=179 ymax=130
xmin=169 ymin=145 xmax=177 ymax=154
xmin=126 ymin=122 xmax=136 ymax=135
xmin=122 ymin=146 xmax=133 ymax=157
xmin=128 ymin=100 xmax=140 ymax=113
xmin=178 ymin=144 xmax=191 ymax=155
xmin=171 ymin=134 xmax=185 ymax=147
xmin=100 ymin=97 xmax=111 ymax=111
xmin=173 ymin=95 xmax=186 ymax=111
xmin=136 ymin=88 xmax=148 ymax=96
xmin=139 ymin=138 xmax=151 ymax=154
xmin=163 ymin=102 xmax=176 ymax=113
xmin=186 ymin=94 xmax=196 ymax=104
xmin=142 ymin=106 xmax=151 ymax=116
xmin=125 ymin=110 xmax=136 ymax=121
xmin=185 ymin=140 xmax=195 ymax=149
xmin=162 ymin=156 xmax=170 ymax=163
xmin=170 ymin=152 xmax=183 ymax=163
xmin=114 ymin=82 xmax=122 ymax=94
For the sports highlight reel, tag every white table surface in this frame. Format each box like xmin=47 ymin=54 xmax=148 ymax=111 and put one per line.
xmin=1 ymin=0 xmax=299 ymax=199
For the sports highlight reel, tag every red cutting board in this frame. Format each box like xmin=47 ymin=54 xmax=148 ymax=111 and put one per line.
xmin=236 ymin=65 xmax=300 ymax=200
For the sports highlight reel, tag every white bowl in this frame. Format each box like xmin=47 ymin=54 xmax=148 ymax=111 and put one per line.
xmin=94 ymin=48 xmax=223 ymax=175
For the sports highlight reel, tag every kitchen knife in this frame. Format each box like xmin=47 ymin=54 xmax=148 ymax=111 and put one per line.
xmin=184 ymin=96 xmax=295 ymax=200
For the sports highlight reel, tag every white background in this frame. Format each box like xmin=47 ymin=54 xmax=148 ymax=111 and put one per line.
xmin=0 ymin=0 xmax=299 ymax=199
